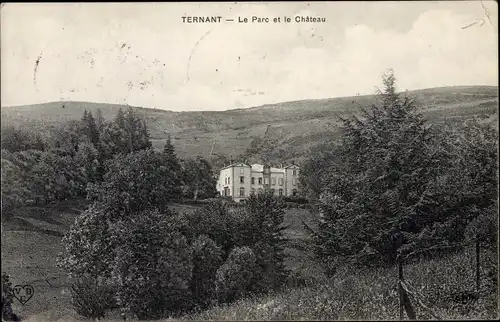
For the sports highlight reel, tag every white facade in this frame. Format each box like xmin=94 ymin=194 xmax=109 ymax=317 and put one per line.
xmin=216 ymin=163 xmax=300 ymax=202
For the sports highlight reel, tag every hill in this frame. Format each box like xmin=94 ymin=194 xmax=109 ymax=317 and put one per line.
xmin=1 ymin=85 xmax=498 ymax=164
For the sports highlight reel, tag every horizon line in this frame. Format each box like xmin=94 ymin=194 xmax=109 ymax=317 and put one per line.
xmin=1 ymin=84 xmax=497 ymax=113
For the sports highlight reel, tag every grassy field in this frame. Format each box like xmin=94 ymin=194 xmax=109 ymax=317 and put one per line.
xmin=183 ymin=247 xmax=498 ymax=321
xmin=1 ymin=202 xmax=498 ymax=321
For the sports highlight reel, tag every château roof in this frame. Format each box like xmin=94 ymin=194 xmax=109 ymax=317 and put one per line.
xmin=220 ymin=162 xmax=299 ymax=172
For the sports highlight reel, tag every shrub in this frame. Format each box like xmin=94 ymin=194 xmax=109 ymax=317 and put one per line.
xmin=87 ymin=149 xmax=181 ymax=217
xmin=190 ymin=235 xmax=224 ymax=309
xmin=215 ymin=246 xmax=259 ymax=303
xmin=1 ymin=157 xmax=29 ymax=216
xmin=111 ymin=208 xmax=193 ymax=319
xmin=180 ymin=200 xmax=241 ymax=256
xmin=243 ymin=191 xmax=289 ymax=292
xmin=69 ymin=276 xmax=116 ymax=320
xmin=57 ymin=204 xmax=115 ymax=279
xmin=1 ymin=272 xmax=19 ymax=321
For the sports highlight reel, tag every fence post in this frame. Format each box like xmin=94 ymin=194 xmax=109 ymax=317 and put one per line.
xmin=476 ymin=235 xmax=480 ymax=292
xmin=398 ymin=258 xmax=404 ymax=320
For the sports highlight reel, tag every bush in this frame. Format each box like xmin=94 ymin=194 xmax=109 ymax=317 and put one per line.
xmin=1 ymin=157 xmax=29 ymax=216
xmin=57 ymin=204 xmax=115 ymax=279
xmin=69 ymin=276 xmax=116 ymax=320
xmin=181 ymin=193 xmax=289 ymax=297
xmin=1 ymin=272 xmax=19 ymax=321
xmin=243 ymin=191 xmax=289 ymax=292
xmin=87 ymin=149 xmax=181 ymax=217
xmin=215 ymin=247 xmax=259 ymax=303
xmin=283 ymin=196 xmax=309 ymax=204
xmin=190 ymin=235 xmax=224 ymax=309
xmin=111 ymin=208 xmax=193 ymax=319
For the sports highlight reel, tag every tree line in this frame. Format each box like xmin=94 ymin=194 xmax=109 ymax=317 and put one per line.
xmin=1 ymin=107 xmax=217 ymax=216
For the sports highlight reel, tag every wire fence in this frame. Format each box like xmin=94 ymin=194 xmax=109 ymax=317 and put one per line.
xmin=396 ymin=237 xmax=483 ymax=320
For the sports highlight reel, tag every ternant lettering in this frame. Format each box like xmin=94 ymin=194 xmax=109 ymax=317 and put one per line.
xmin=182 ymin=16 xmax=222 ymax=23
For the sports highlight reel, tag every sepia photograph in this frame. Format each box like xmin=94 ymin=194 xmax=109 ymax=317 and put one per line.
xmin=1 ymin=1 xmax=498 ymax=321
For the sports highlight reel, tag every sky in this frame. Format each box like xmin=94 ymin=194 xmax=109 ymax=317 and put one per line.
xmin=1 ymin=1 xmax=498 ymax=111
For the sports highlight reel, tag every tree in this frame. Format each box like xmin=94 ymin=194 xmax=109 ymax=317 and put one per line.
xmin=1 ymin=155 xmax=29 ymax=215
xmin=75 ymin=141 xmax=101 ymax=184
xmin=87 ymin=149 xmax=180 ymax=217
xmin=190 ymin=235 xmax=224 ymax=309
xmin=57 ymin=204 xmax=115 ymax=279
xmin=111 ymin=208 xmax=193 ymax=319
xmin=311 ymin=70 xmax=439 ymax=268
xmin=163 ymin=136 xmax=182 ymax=198
xmin=99 ymin=107 xmax=152 ymax=156
xmin=181 ymin=156 xmax=216 ymax=200
xmin=215 ymin=246 xmax=259 ymax=303
xmin=81 ymin=110 xmax=100 ymax=148
xmin=95 ymin=108 xmax=106 ymax=133
xmin=309 ymin=70 xmax=498 ymax=272
xmin=242 ymin=190 xmax=289 ymax=291
xmin=1 ymin=125 xmax=45 ymax=152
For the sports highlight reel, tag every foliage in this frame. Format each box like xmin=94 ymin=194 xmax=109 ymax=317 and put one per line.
xmin=181 ymin=156 xmax=217 ymax=200
xmin=1 ymin=148 xmax=87 ymax=211
xmin=111 ymin=208 xmax=193 ymax=319
xmin=98 ymin=107 xmax=152 ymax=158
xmin=242 ymin=191 xmax=289 ymax=292
xmin=215 ymin=246 xmax=259 ymax=303
xmin=1 ymin=155 xmax=29 ymax=215
xmin=81 ymin=110 xmax=100 ymax=148
xmin=304 ymin=70 xmax=498 ymax=271
xmin=190 ymin=235 xmax=224 ymax=309
xmin=0 ymin=125 xmax=45 ymax=152
xmin=1 ymin=272 xmax=18 ymax=321
xmin=298 ymin=141 xmax=340 ymax=200
xmin=57 ymin=204 xmax=115 ymax=279
xmin=179 ymin=200 xmax=241 ymax=256
xmin=69 ymin=276 xmax=116 ymax=320
xmin=87 ymin=149 xmax=181 ymax=217
xmin=163 ymin=136 xmax=183 ymax=198
xmin=186 ymin=247 xmax=497 ymax=321
xmin=180 ymin=192 xmax=289 ymax=302
xmin=74 ymin=141 xmax=101 ymax=184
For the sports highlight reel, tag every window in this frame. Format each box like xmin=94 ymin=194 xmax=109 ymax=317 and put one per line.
xmin=224 ymin=187 xmax=230 ymax=196
xmin=251 ymin=188 xmax=255 ymax=195
xmin=278 ymin=178 xmax=283 ymax=186
xmin=292 ymin=179 xmax=296 ymax=186
xmin=258 ymin=177 xmax=262 ymax=185
xmin=293 ymin=170 xmax=297 ymax=176
xmin=239 ymin=187 xmax=245 ymax=196
xmin=240 ymin=167 xmax=244 ymax=174
xmin=228 ymin=177 xmax=230 ymax=184
xmin=251 ymin=177 xmax=255 ymax=184
xmin=272 ymin=177 xmax=276 ymax=185
xmin=278 ymin=188 xmax=283 ymax=196
xmin=240 ymin=176 xmax=244 ymax=183
xmin=264 ymin=178 xmax=269 ymax=185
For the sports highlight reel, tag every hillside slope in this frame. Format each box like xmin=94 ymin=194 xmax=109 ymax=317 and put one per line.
xmin=1 ymin=86 xmax=497 ymax=163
